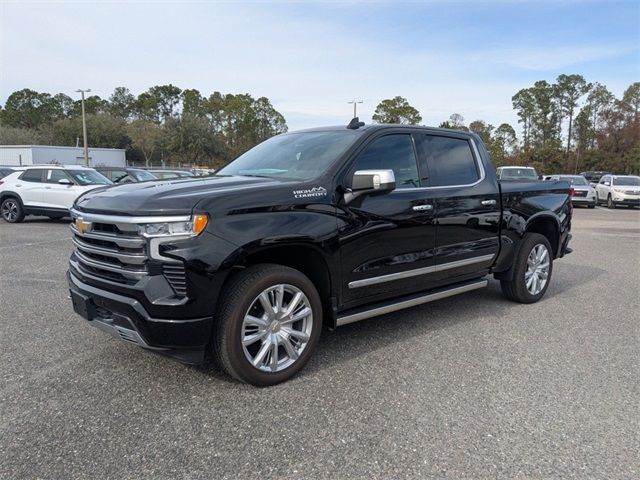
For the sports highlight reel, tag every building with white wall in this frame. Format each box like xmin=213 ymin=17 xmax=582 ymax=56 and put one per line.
xmin=0 ymin=145 xmax=126 ymax=167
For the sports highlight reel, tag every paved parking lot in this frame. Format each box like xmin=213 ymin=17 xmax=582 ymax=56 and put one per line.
xmin=1 ymin=207 xmax=639 ymax=479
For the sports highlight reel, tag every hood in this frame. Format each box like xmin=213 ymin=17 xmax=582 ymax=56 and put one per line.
xmin=73 ymin=175 xmax=292 ymax=216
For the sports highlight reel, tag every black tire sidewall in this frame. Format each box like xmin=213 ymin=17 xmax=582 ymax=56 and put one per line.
xmin=219 ymin=265 xmax=322 ymax=386
xmin=1 ymin=198 xmax=24 ymax=223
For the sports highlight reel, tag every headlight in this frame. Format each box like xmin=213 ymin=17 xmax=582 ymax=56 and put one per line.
xmin=613 ymin=188 xmax=624 ymax=193
xmin=138 ymin=214 xmax=208 ymax=238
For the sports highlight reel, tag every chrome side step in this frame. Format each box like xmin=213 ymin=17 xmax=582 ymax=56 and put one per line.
xmin=336 ymin=279 xmax=488 ymax=327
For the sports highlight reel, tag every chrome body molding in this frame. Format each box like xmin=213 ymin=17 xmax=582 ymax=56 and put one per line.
xmin=348 ymin=254 xmax=495 ymax=289
xmin=337 ymin=279 xmax=488 ymax=326
xmin=70 ymin=207 xmax=191 ymax=224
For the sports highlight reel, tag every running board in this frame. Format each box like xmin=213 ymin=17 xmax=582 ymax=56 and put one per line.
xmin=336 ymin=279 xmax=488 ymax=327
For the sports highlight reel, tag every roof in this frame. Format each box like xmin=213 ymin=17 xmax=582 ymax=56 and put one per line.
xmin=290 ymin=123 xmax=477 ymax=137
xmin=17 ymin=164 xmax=95 ymax=170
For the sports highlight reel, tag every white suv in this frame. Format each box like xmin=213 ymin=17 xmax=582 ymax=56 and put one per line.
xmin=0 ymin=165 xmax=112 ymax=223
xmin=595 ymin=174 xmax=640 ymax=209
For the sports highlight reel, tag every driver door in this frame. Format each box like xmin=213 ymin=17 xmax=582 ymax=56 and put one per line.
xmin=338 ymin=133 xmax=438 ymax=309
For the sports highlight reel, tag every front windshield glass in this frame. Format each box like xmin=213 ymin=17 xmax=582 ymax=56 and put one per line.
xmin=613 ymin=176 xmax=640 ymax=186
xmin=559 ymin=175 xmax=588 ymax=186
xmin=218 ymin=131 xmax=359 ymax=181
xmin=68 ymin=170 xmax=112 ymax=186
xmin=132 ymin=170 xmax=157 ymax=181
xmin=500 ymin=168 xmax=537 ymax=180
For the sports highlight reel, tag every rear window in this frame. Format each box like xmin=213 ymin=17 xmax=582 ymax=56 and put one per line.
xmin=499 ymin=167 xmax=537 ymax=180
xmin=418 ymin=135 xmax=479 ymax=187
xmin=21 ymin=169 xmax=45 ymax=182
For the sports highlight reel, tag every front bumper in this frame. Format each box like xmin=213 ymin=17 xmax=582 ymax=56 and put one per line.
xmin=612 ymin=197 xmax=640 ymax=206
xmin=68 ymin=271 xmax=212 ymax=364
xmin=571 ymin=196 xmax=596 ymax=205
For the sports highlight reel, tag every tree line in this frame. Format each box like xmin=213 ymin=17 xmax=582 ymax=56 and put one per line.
xmin=1 ymin=77 xmax=638 ymax=174
xmin=0 ymin=85 xmax=287 ymax=167
xmin=372 ymin=78 xmax=640 ymax=175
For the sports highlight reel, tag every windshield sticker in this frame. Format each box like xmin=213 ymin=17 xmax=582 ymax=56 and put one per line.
xmin=293 ymin=186 xmax=327 ymax=199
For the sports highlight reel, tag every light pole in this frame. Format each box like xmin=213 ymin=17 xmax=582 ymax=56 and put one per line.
xmin=348 ymin=100 xmax=363 ymax=118
xmin=76 ymin=89 xmax=91 ymax=166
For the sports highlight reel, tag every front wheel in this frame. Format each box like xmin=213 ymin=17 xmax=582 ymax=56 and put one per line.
xmin=213 ymin=264 xmax=322 ymax=386
xmin=1 ymin=197 xmax=25 ymax=223
xmin=607 ymin=195 xmax=616 ymax=209
xmin=500 ymin=233 xmax=553 ymax=303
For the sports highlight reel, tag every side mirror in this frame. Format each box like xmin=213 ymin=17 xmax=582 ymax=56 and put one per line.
xmin=58 ymin=178 xmax=73 ymax=186
xmin=345 ymin=169 xmax=396 ymax=203
xmin=604 ymin=181 xmax=610 ymax=186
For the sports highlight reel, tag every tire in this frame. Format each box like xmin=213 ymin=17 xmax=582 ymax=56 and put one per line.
xmin=213 ymin=264 xmax=322 ymax=386
xmin=607 ymin=195 xmax=616 ymax=209
xmin=1 ymin=197 xmax=25 ymax=223
xmin=500 ymin=233 xmax=553 ymax=304
xmin=588 ymin=203 xmax=595 ymax=209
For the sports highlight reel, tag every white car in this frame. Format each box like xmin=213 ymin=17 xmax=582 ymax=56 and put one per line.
xmin=547 ymin=175 xmax=597 ymax=208
xmin=595 ymin=174 xmax=640 ymax=209
xmin=0 ymin=165 xmax=112 ymax=223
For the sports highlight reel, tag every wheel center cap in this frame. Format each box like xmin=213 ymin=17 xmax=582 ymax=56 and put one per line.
xmin=270 ymin=321 xmax=281 ymax=333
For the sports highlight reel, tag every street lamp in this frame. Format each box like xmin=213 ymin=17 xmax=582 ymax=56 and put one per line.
xmin=348 ymin=100 xmax=363 ymax=118
xmin=76 ymin=89 xmax=91 ymax=166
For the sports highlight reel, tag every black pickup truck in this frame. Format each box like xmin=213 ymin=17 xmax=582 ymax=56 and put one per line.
xmin=67 ymin=121 xmax=572 ymax=385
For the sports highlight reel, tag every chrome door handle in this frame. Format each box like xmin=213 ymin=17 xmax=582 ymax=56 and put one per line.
xmin=481 ymin=199 xmax=497 ymax=206
xmin=412 ymin=204 xmax=433 ymax=212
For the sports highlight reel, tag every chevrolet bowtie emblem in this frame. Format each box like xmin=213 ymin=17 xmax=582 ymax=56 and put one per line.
xmin=75 ymin=218 xmax=92 ymax=234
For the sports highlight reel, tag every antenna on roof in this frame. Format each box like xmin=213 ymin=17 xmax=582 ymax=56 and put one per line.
xmin=347 ymin=117 xmax=365 ymax=130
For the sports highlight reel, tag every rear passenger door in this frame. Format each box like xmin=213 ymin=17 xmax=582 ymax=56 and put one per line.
xmin=415 ymin=133 xmax=500 ymax=281
xmin=16 ymin=169 xmax=47 ymax=206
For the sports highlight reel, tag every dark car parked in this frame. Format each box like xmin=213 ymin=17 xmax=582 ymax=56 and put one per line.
xmin=68 ymin=121 xmax=572 ymax=385
xmin=95 ymin=167 xmax=158 ymax=184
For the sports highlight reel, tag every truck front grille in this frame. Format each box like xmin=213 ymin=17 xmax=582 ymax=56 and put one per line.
xmin=70 ymin=217 xmax=187 ymax=297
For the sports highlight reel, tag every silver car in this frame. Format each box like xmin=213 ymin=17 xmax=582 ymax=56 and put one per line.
xmin=548 ymin=175 xmax=597 ymax=208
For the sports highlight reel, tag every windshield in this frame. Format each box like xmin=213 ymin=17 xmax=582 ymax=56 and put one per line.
xmin=218 ymin=131 xmax=359 ymax=181
xmin=132 ymin=170 xmax=157 ymax=181
xmin=559 ymin=175 xmax=588 ymax=186
xmin=499 ymin=167 xmax=537 ymax=180
xmin=613 ymin=176 xmax=640 ymax=186
xmin=68 ymin=170 xmax=112 ymax=186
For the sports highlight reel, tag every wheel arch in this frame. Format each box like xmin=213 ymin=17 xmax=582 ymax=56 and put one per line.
xmin=525 ymin=213 xmax=561 ymax=258
xmin=0 ymin=191 xmax=24 ymax=206
xmin=229 ymin=243 xmax=336 ymax=326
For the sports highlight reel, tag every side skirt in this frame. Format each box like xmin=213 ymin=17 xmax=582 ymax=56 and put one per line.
xmin=336 ymin=278 xmax=488 ymax=327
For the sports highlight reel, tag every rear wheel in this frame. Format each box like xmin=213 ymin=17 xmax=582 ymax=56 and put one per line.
xmin=1 ymin=197 xmax=25 ymax=223
xmin=213 ymin=264 xmax=322 ymax=386
xmin=500 ymin=233 xmax=553 ymax=303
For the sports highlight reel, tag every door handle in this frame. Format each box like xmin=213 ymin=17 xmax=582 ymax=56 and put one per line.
xmin=412 ymin=204 xmax=433 ymax=212
xmin=481 ymin=199 xmax=497 ymax=206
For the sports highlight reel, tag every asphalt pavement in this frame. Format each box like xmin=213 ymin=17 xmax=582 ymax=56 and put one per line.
xmin=1 ymin=206 xmax=639 ymax=479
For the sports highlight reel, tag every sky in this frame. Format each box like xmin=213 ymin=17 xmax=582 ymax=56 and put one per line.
xmin=1 ymin=0 xmax=638 ymax=133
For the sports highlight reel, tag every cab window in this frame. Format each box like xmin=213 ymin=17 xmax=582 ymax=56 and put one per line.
xmin=351 ymin=134 xmax=420 ymax=189
xmin=46 ymin=169 xmax=71 ymax=184
xmin=417 ymin=135 xmax=479 ymax=187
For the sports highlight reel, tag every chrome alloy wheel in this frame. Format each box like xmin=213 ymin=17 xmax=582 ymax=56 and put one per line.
xmin=1 ymin=200 xmax=19 ymax=221
xmin=525 ymin=244 xmax=550 ymax=295
xmin=241 ymin=284 xmax=313 ymax=372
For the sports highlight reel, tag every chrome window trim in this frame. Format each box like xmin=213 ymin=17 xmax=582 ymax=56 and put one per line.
xmin=70 ymin=208 xmax=191 ymax=224
xmin=348 ymin=253 xmax=495 ymax=289
xmin=393 ymin=137 xmax=486 ymax=192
